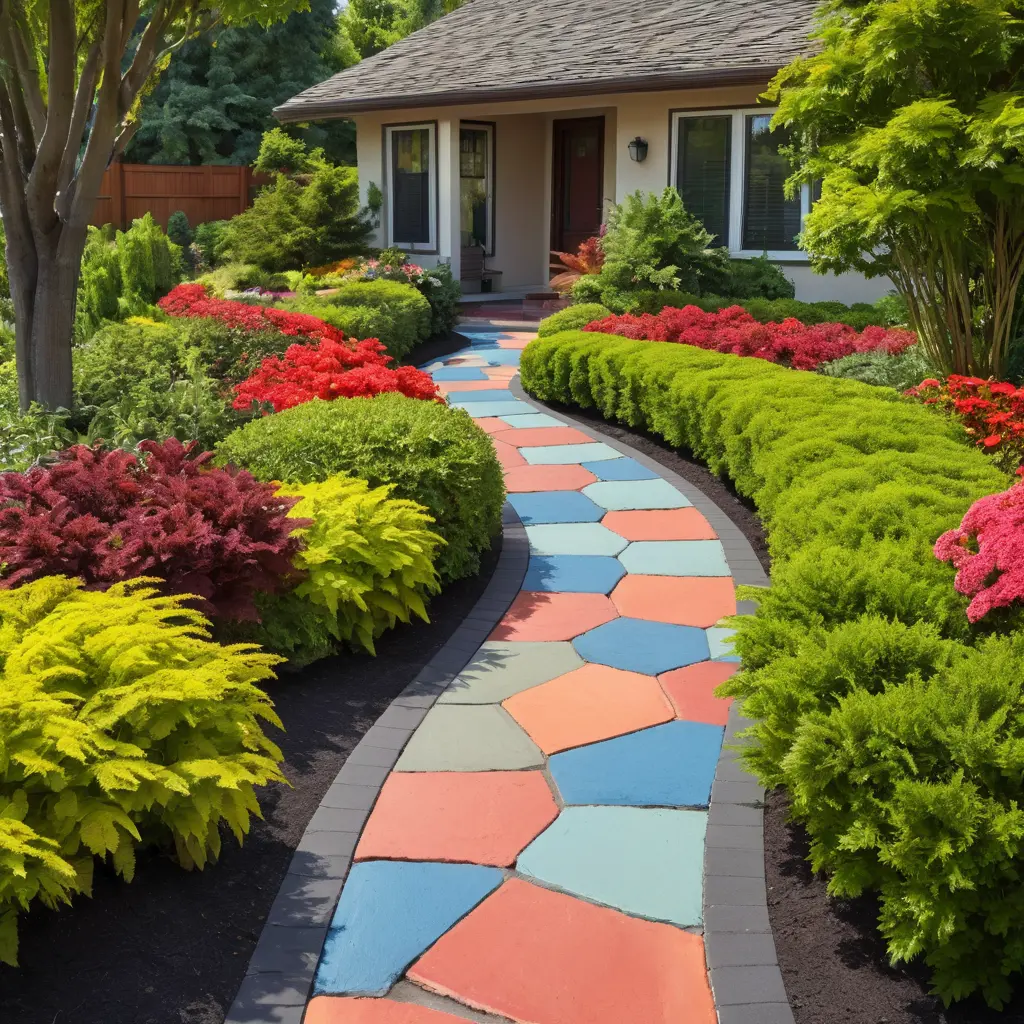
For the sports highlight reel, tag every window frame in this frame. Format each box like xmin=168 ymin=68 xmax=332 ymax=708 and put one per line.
xmin=384 ymin=121 xmax=439 ymax=254
xmin=668 ymin=107 xmax=812 ymax=262
xmin=460 ymin=120 xmax=496 ymax=257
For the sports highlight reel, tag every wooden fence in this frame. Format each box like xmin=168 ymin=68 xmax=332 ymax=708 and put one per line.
xmin=92 ymin=162 xmax=269 ymax=230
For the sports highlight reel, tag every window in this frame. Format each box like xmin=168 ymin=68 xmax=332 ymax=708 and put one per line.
xmin=386 ymin=123 xmax=436 ymax=250
xmin=675 ymin=116 xmax=731 ymax=246
xmin=460 ymin=124 xmax=494 ymax=253
xmin=670 ymin=108 xmax=812 ymax=258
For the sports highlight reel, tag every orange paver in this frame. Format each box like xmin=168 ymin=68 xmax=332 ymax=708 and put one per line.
xmin=497 ymin=336 xmax=533 ymax=349
xmin=611 ymin=575 xmax=736 ymax=627
xmin=471 ymin=417 xmax=508 ymax=435
xmin=490 ymin=426 xmax=593 ymax=448
xmin=658 ymin=661 xmax=739 ymax=726
xmin=493 ymin=439 xmax=528 ymax=470
xmin=489 ymin=592 xmax=617 ymax=642
xmin=409 ymin=878 xmax=717 ymax=1024
xmin=503 ymin=664 xmax=674 ymax=754
xmin=505 ymin=464 xmax=597 ymax=493
xmin=602 ymin=507 xmax=718 ymax=540
xmin=306 ymin=998 xmax=466 ymax=1023
xmin=355 ymin=771 xmax=557 ymax=867
xmin=437 ymin=380 xmax=509 ymax=394
xmin=484 ymin=366 xmax=518 ymax=379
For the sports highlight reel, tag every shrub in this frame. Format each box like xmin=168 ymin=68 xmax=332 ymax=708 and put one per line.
xmin=0 ymin=360 xmax=18 ymax=415
xmin=418 ymin=263 xmax=461 ymax=338
xmin=820 ymin=347 xmax=936 ymax=391
xmin=0 ymin=440 xmax=305 ymax=621
xmin=0 ymin=407 xmax=76 ymax=473
xmin=191 ymin=222 xmax=231 ymax=269
xmin=217 ymin=394 xmax=505 ymax=582
xmin=250 ymin=475 xmax=443 ymax=663
xmin=167 ymin=211 xmax=192 ymax=251
xmin=720 ymin=255 xmax=795 ymax=300
xmin=538 ymin=304 xmax=612 ymax=338
xmin=583 ymin=304 xmax=916 ymax=370
xmin=550 ymin=237 xmax=605 ymax=293
xmin=0 ymin=575 xmax=284 ymax=965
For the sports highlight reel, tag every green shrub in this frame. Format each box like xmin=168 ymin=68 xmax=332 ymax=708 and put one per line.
xmin=418 ymin=263 xmax=462 ymax=338
xmin=538 ymin=304 xmax=612 ymax=337
xmin=0 ymin=407 xmax=75 ymax=472
xmin=192 ymin=220 xmax=230 ymax=267
xmin=217 ymin=394 xmax=505 ymax=582
xmin=248 ymin=474 xmax=444 ymax=665
xmin=570 ymin=274 xmax=604 ymax=304
xmin=720 ymin=255 xmax=795 ymax=300
xmin=820 ymin=347 xmax=935 ymax=391
xmin=0 ymin=361 xmax=17 ymax=415
xmin=0 ymin=576 xmax=284 ymax=965
xmin=167 ymin=211 xmax=192 ymax=251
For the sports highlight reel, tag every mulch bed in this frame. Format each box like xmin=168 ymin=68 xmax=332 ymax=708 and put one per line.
xmin=532 ymin=394 xmax=1024 ymax=1024
xmin=0 ymin=542 xmax=501 ymax=1024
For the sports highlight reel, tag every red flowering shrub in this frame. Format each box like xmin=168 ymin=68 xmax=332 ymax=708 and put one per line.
xmin=583 ymin=304 xmax=915 ymax=370
xmin=907 ymin=375 xmax=1024 ymax=472
xmin=0 ymin=439 xmax=307 ymax=621
xmin=935 ymin=480 xmax=1024 ymax=622
xmin=233 ymin=338 xmax=440 ymax=412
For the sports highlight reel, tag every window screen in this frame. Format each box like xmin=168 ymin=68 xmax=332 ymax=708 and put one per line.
xmin=391 ymin=127 xmax=431 ymax=245
xmin=742 ymin=115 xmax=801 ymax=251
xmin=675 ymin=116 xmax=731 ymax=246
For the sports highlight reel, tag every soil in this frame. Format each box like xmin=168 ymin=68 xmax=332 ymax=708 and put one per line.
xmin=0 ymin=542 xmax=501 ymax=1024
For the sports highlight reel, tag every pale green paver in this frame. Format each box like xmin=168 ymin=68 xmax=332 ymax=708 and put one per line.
xmin=520 ymin=442 xmax=622 ymax=465
xmin=707 ymin=626 xmax=738 ymax=660
xmin=499 ymin=413 xmax=564 ymax=428
xmin=394 ymin=705 xmax=545 ymax=771
xmin=619 ymin=540 xmax=730 ymax=576
xmin=524 ymin=523 xmax=628 ymax=557
xmin=439 ymin=641 xmax=585 ymax=704
xmin=582 ymin=479 xmax=692 ymax=511
xmin=516 ymin=806 xmax=709 ymax=927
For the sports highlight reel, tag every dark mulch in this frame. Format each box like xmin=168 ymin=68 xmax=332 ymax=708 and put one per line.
xmin=0 ymin=542 xmax=501 ymax=1024
xmin=534 ymin=392 xmax=1024 ymax=1024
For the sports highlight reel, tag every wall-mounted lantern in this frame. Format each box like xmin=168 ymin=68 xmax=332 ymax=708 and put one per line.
xmin=627 ymin=136 xmax=649 ymax=163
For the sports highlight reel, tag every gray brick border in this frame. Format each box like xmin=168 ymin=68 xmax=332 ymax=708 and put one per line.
xmin=224 ymin=502 xmax=529 ymax=1024
xmin=510 ymin=374 xmax=794 ymax=1023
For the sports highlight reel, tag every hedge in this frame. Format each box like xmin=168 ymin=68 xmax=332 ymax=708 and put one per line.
xmin=217 ymin=393 xmax=505 ymax=583
xmin=520 ymin=331 xmax=1022 ymax=1006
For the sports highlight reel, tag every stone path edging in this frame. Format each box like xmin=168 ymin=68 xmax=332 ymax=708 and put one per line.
xmin=225 ymin=504 xmax=530 ymax=1024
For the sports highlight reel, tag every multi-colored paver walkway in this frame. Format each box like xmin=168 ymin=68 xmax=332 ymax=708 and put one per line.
xmin=305 ymin=325 xmax=741 ymax=1023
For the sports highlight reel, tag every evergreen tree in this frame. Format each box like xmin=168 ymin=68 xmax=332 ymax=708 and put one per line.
xmin=338 ymin=0 xmax=466 ymax=60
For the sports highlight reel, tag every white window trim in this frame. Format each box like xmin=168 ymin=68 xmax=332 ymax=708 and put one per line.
xmin=385 ymin=122 xmax=438 ymax=253
xmin=669 ymin=107 xmax=812 ymax=263
xmin=460 ymin=122 xmax=495 ymax=256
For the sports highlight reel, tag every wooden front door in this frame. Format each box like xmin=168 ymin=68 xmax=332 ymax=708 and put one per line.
xmin=551 ymin=117 xmax=605 ymax=254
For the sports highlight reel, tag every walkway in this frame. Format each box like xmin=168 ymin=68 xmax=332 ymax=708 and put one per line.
xmin=277 ymin=325 xmax=758 ymax=1024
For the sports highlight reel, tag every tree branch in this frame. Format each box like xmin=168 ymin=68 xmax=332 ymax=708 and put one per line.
xmin=55 ymin=38 xmax=101 ymax=220
xmin=7 ymin=5 xmax=46 ymax=142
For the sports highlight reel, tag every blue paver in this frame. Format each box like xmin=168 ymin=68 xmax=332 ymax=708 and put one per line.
xmin=619 ymin=540 xmax=731 ymax=577
xmin=582 ymin=458 xmax=659 ymax=481
xmin=525 ymin=523 xmax=628 ymax=556
xmin=500 ymin=413 xmax=565 ymax=429
xmin=448 ymin=400 xmax=534 ymax=418
xmin=445 ymin=389 xmax=516 ymax=403
xmin=573 ymin=617 xmax=710 ymax=673
xmin=523 ymin=554 xmax=626 ymax=594
xmin=517 ymin=806 xmax=708 ymax=926
xmin=430 ymin=367 xmax=489 ymax=381
xmin=459 ymin=348 xmax=522 ymax=366
xmin=583 ymin=479 xmax=692 ymax=510
xmin=520 ymin=442 xmax=622 ymax=465
xmin=707 ymin=626 xmax=739 ymax=661
xmin=508 ymin=491 xmax=605 ymax=524
xmin=314 ymin=860 xmax=502 ymax=995
xmin=548 ymin=721 xmax=724 ymax=808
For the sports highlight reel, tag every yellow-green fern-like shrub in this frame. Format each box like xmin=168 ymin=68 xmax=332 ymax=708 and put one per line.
xmin=0 ymin=576 xmax=285 ymax=965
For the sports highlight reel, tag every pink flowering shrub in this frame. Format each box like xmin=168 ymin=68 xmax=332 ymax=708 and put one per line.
xmin=934 ymin=481 xmax=1024 ymax=622
xmin=584 ymin=304 xmax=916 ymax=371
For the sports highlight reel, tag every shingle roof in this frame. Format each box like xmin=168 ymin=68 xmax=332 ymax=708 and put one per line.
xmin=275 ymin=0 xmax=820 ymax=120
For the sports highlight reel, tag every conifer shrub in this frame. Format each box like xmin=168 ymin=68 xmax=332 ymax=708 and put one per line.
xmin=0 ymin=576 xmax=284 ymax=965
xmin=217 ymin=394 xmax=505 ymax=582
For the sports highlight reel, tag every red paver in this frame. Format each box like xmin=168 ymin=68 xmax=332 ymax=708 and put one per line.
xmin=611 ymin=575 xmax=736 ymax=627
xmin=658 ymin=661 xmax=739 ymax=726
xmin=490 ymin=426 xmax=593 ymax=448
xmin=504 ymin=464 xmax=597 ymax=493
xmin=472 ymin=417 xmax=508 ymax=435
xmin=493 ymin=439 xmax=527 ymax=470
xmin=602 ymin=507 xmax=718 ymax=540
xmin=409 ymin=878 xmax=717 ymax=1024
xmin=306 ymin=998 xmax=466 ymax=1023
xmin=355 ymin=771 xmax=557 ymax=866
xmin=503 ymin=663 xmax=674 ymax=754
xmin=489 ymin=592 xmax=617 ymax=642
xmin=437 ymin=380 xmax=509 ymax=394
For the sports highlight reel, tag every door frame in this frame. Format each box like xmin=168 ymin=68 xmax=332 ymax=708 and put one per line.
xmin=550 ymin=115 xmax=606 ymax=253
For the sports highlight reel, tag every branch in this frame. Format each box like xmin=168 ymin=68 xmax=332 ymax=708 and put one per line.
xmin=55 ymin=39 xmax=101 ymax=219
xmin=0 ymin=8 xmax=38 ymax=168
xmin=7 ymin=5 xmax=46 ymax=141
xmin=121 ymin=0 xmax=190 ymax=105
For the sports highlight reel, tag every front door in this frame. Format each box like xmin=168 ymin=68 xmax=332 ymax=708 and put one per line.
xmin=551 ymin=117 xmax=605 ymax=254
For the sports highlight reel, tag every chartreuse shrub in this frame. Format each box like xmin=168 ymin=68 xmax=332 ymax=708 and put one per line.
xmin=0 ymin=576 xmax=284 ymax=964
xmin=217 ymin=394 xmax=504 ymax=583
xmin=248 ymin=475 xmax=444 ymax=665
xmin=520 ymin=330 xmax=1017 ymax=1005
xmin=538 ymin=304 xmax=612 ymax=338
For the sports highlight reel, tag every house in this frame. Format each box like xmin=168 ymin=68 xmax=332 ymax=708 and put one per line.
xmin=275 ymin=0 xmax=887 ymax=303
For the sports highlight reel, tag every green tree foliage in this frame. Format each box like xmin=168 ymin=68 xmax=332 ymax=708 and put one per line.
xmin=769 ymin=0 xmax=1024 ymax=377
xmin=337 ymin=0 xmax=466 ymax=59
xmin=127 ymin=0 xmax=356 ymax=167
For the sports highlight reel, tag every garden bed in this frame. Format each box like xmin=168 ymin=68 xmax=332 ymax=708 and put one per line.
xmin=0 ymin=542 xmax=499 ymax=1024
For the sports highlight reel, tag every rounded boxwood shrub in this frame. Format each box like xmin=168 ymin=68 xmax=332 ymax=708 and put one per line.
xmin=538 ymin=303 xmax=612 ymax=337
xmin=216 ymin=393 xmax=505 ymax=582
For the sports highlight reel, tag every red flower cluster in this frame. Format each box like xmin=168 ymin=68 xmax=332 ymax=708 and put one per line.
xmin=233 ymin=338 xmax=440 ymax=412
xmin=583 ymin=304 xmax=916 ymax=371
xmin=907 ymin=375 xmax=1024 ymax=472
xmin=0 ymin=439 xmax=307 ymax=621
xmin=935 ymin=480 xmax=1024 ymax=622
